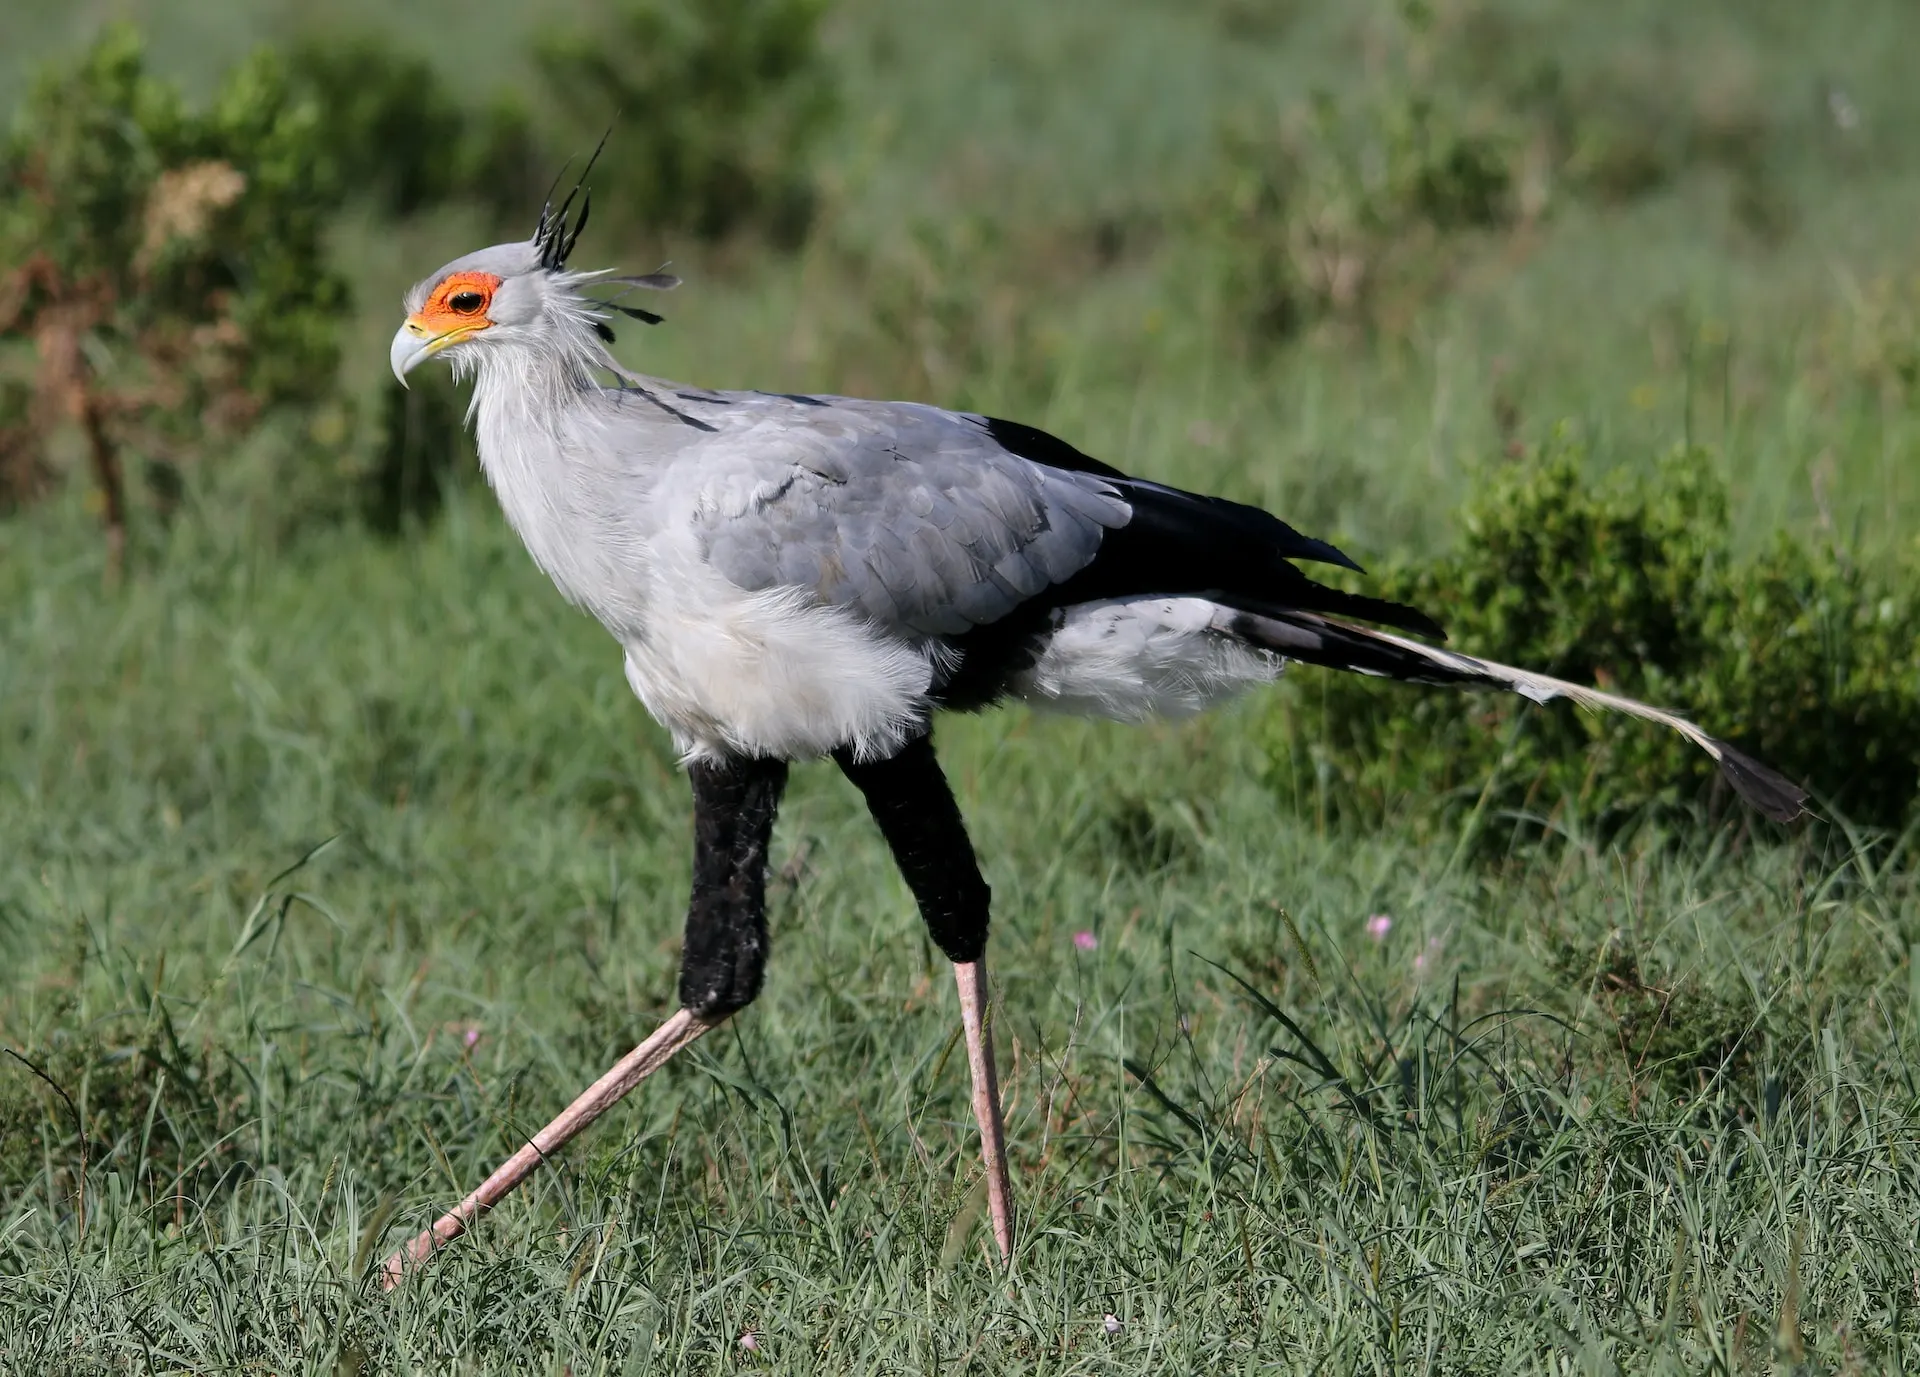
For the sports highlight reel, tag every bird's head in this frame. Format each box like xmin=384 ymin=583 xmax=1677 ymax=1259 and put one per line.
xmin=389 ymin=241 xmax=548 ymax=385
xmin=390 ymin=145 xmax=677 ymax=387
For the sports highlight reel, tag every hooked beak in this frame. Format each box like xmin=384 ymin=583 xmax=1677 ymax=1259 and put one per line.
xmin=390 ymin=317 xmax=483 ymax=386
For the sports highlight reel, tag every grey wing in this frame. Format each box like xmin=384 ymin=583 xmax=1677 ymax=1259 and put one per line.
xmin=680 ymin=402 xmax=1130 ymax=637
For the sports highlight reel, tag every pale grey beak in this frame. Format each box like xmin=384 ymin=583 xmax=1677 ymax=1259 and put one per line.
xmin=390 ymin=321 xmax=433 ymax=387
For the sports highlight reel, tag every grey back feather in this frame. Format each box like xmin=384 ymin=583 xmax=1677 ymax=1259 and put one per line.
xmin=668 ymin=398 xmax=1130 ymax=637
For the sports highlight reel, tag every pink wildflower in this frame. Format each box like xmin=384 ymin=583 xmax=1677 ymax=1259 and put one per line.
xmin=1073 ymin=930 xmax=1098 ymax=952
xmin=1414 ymin=937 xmax=1443 ymax=977
xmin=1365 ymin=914 xmax=1393 ymax=942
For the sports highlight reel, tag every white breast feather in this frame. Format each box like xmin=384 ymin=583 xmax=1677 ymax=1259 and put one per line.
xmin=623 ymin=532 xmax=938 ymax=763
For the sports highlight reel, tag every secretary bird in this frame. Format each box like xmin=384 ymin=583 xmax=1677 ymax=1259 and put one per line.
xmin=378 ymin=169 xmax=1804 ymax=1285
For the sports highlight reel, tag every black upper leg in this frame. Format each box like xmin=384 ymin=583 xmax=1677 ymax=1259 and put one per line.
xmin=834 ymin=732 xmax=991 ymax=965
xmin=678 ymin=755 xmax=789 ymax=1020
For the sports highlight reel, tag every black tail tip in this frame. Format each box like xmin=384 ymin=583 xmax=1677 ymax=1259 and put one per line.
xmin=1712 ymin=740 xmax=1807 ymax=823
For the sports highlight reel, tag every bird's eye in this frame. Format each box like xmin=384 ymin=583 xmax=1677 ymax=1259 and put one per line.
xmin=448 ymin=291 xmax=486 ymax=314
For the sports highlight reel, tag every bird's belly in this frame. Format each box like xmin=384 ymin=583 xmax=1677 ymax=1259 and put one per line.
xmin=620 ymin=557 xmax=938 ymax=763
xmin=1013 ymin=596 xmax=1285 ymax=722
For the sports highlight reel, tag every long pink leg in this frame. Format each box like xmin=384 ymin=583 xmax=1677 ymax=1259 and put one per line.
xmin=380 ymin=1009 xmax=714 ymax=1289
xmin=953 ymin=959 xmax=1013 ymax=1260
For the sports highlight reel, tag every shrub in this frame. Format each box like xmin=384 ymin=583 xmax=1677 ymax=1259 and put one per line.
xmin=279 ymin=34 xmax=543 ymax=224
xmin=0 ymin=27 xmax=544 ymax=554
xmin=532 ymin=0 xmax=837 ymax=247
xmin=1209 ymin=10 xmax=1800 ymax=348
xmin=0 ymin=27 xmax=344 ymax=570
xmin=1264 ymin=433 xmax=1920 ymax=834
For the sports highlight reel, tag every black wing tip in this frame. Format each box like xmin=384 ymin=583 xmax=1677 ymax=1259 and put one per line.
xmin=982 ymin=414 xmax=1131 ymax=480
xmin=1278 ymin=530 xmax=1366 ymax=574
xmin=1710 ymin=738 xmax=1808 ymax=823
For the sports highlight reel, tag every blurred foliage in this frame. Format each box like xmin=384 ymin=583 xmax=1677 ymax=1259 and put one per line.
xmin=0 ymin=26 xmax=555 ymax=555
xmin=847 ymin=215 xmax=1073 ymax=409
xmin=1808 ymin=271 xmax=1920 ymax=409
xmin=0 ymin=26 xmax=345 ymax=560
xmin=0 ymin=375 xmax=35 ymax=504
xmin=533 ymin=0 xmax=837 ymax=247
xmin=1266 ymin=433 xmax=1920 ymax=833
xmin=279 ymin=34 xmax=543 ymax=224
xmin=1480 ymin=22 xmax=1789 ymax=237
xmin=357 ymin=368 xmax=475 ymax=535
xmin=1212 ymin=89 xmax=1515 ymax=342
xmin=1211 ymin=2 xmax=1801 ymax=344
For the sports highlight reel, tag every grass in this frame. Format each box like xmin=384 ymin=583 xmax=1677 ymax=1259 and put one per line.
xmin=6 ymin=0 xmax=1920 ymax=1371
xmin=5 ymin=498 xmax=1918 ymax=1371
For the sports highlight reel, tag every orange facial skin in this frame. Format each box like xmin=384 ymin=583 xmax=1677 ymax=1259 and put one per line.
xmin=405 ymin=270 xmax=502 ymax=350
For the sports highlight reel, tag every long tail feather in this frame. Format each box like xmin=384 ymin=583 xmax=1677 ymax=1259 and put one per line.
xmin=1231 ymin=608 xmax=1807 ymax=822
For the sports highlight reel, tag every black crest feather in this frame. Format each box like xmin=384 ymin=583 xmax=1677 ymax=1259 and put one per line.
xmin=608 ymin=302 xmax=665 ymax=326
xmin=534 ymin=139 xmax=683 ymax=341
xmin=585 ymin=264 xmax=681 ymax=340
xmin=608 ymin=271 xmax=682 ymax=291
xmin=532 ymin=129 xmax=611 ymax=272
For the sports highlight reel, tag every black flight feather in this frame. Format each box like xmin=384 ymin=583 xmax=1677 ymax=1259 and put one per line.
xmin=980 ymin=414 xmax=1369 ymax=577
xmin=973 ymin=413 xmax=1437 ymax=637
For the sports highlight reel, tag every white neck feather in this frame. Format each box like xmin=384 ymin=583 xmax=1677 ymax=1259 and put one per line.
xmin=462 ymin=303 xmax=668 ymax=633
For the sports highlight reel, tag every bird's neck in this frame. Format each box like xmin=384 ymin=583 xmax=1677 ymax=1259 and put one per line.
xmin=467 ymin=316 xmax=608 ymax=452
xmin=466 ymin=331 xmax=668 ymax=630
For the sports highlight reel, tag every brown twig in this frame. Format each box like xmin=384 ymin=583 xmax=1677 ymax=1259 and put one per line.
xmin=72 ymin=378 xmax=126 ymax=584
xmin=7 ymin=255 xmax=130 ymax=581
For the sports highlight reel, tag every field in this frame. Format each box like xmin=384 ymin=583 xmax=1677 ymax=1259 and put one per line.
xmin=5 ymin=1 xmax=1920 ymax=1371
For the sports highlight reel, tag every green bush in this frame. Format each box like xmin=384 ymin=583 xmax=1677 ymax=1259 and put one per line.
xmin=533 ymin=0 xmax=837 ymax=246
xmin=1209 ymin=9 xmax=1803 ymax=348
xmin=0 ymin=27 xmax=345 ymax=564
xmin=1265 ymin=433 xmax=1920 ymax=834
xmin=280 ymin=34 xmax=542 ymax=224
xmin=0 ymin=27 xmax=551 ymax=552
